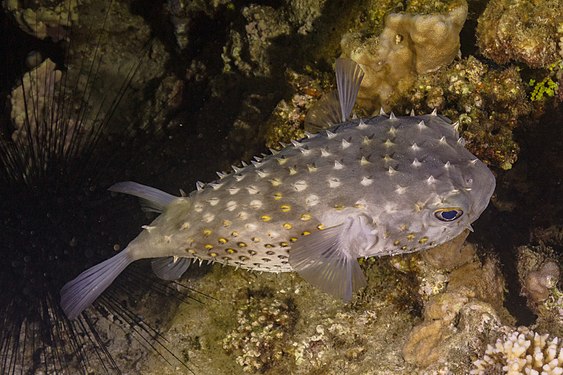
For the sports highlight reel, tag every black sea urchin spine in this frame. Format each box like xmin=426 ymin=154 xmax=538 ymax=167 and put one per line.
xmin=0 ymin=2 xmax=194 ymax=373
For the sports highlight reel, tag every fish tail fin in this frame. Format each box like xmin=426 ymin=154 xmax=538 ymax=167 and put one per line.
xmin=60 ymin=248 xmax=135 ymax=320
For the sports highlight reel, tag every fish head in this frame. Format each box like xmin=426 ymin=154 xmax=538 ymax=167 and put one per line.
xmin=379 ymin=154 xmax=495 ymax=255
xmin=418 ymin=156 xmax=496 ymax=249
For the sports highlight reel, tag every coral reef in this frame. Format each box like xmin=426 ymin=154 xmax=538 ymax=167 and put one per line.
xmin=401 ymin=234 xmax=513 ymax=372
xmin=9 ymin=58 xmax=62 ymax=143
xmin=477 ymin=0 xmax=563 ymax=68
xmin=340 ymin=0 xmax=468 ymax=112
xmin=517 ymin=246 xmax=563 ymax=338
xmin=390 ymin=56 xmax=530 ymax=170
xmin=471 ymin=326 xmax=563 ymax=375
xmin=4 ymin=0 xmax=79 ymax=40
xmin=222 ymin=291 xmax=297 ymax=372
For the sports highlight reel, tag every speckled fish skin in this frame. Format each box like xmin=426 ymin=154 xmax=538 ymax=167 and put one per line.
xmin=60 ymin=59 xmax=496 ymax=319
xmin=139 ymin=113 xmax=494 ymax=268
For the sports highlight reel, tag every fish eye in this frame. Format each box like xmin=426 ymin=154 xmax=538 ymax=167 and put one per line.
xmin=434 ymin=208 xmax=463 ymax=222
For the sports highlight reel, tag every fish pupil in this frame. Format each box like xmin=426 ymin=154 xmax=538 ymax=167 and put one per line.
xmin=435 ymin=209 xmax=463 ymax=221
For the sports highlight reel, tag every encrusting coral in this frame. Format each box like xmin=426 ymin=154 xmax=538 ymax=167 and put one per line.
xmin=476 ymin=0 xmax=563 ymax=69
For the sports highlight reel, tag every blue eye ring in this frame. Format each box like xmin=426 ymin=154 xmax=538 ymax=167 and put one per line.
xmin=434 ymin=208 xmax=463 ymax=222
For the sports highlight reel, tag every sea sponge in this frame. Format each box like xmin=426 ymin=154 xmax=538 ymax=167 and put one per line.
xmin=341 ymin=0 xmax=468 ymax=112
xmin=471 ymin=326 xmax=563 ymax=375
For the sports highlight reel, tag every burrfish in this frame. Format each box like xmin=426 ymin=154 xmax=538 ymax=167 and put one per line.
xmin=60 ymin=59 xmax=495 ymax=320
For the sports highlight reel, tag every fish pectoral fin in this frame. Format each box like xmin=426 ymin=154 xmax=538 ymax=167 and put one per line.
xmin=289 ymin=223 xmax=367 ymax=302
xmin=109 ymin=181 xmax=177 ymax=213
xmin=151 ymin=256 xmax=191 ymax=281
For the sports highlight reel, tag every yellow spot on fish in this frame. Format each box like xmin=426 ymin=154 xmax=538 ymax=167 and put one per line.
xmin=279 ymin=242 xmax=289 ymax=247
xmin=307 ymin=163 xmax=317 ymax=172
xmin=302 ymin=231 xmax=311 ymax=236
xmin=283 ymin=222 xmax=293 ymax=230
xmin=401 ymin=245 xmax=407 ymax=250
xmin=203 ymin=229 xmax=212 ymax=237
xmin=226 ymin=248 xmax=237 ymax=254
xmin=251 ymin=237 xmax=261 ymax=243
xmin=248 ymin=250 xmax=257 ymax=255
xmin=333 ymin=204 xmax=345 ymax=211
xmin=264 ymin=244 xmax=275 ymax=248
xmin=300 ymin=213 xmax=312 ymax=221
xmin=261 ymin=215 xmax=272 ymax=222
xmin=209 ymin=252 xmax=218 ymax=257
xmin=239 ymin=255 xmax=249 ymax=261
xmin=270 ymin=178 xmax=282 ymax=187
xmin=317 ymin=224 xmax=325 ymax=230
xmin=288 ymin=166 xmax=297 ymax=175
xmin=218 ymin=237 xmax=228 ymax=244
xmin=393 ymin=240 xmax=401 ymax=246
xmin=290 ymin=237 xmax=298 ymax=242
xmin=223 ymin=220 xmax=232 ymax=228
xmin=231 ymin=231 xmax=239 ymax=237
xmin=237 ymin=242 xmax=247 ymax=248
xmin=406 ymin=233 xmax=415 ymax=241
xmin=280 ymin=204 xmax=291 ymax=212
xmin=276 ymin=157 xmax=287 ymax=165
xmin=180 ymin=222 xmax=190 ymax=230
xmin=186 ymin=248 xmax=197 ymax=254
xmin=419 ymin=237 xmax=429 ymax=244
xmin=204 ymin=244 xmax=214 ymax=250
xmin=273 ymin=192 xmax=283 ymax=200
xmin=384 ymin=139 xmax=395 ymax=148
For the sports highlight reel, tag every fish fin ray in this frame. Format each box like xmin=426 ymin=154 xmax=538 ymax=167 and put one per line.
xmin=304 ymin=90 xmax=342 ymax=133
xmin=304 ymin=58 xmax=364 ymax=133
xmin=335 ymin=58 xmax=364 ymax=122
xmin=60 ymin=249 xmax=135 ymax=319
xmin=289 ymin=224 xmax=367 ymax=301
xmin=109 ymin=181 xmax=176 ymax=213
xmin=151 ymin=257 xmax=191 ymax=280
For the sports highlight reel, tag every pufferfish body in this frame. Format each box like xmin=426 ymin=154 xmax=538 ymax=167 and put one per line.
xmin=61 ymin=59 xmax=495 ymax=320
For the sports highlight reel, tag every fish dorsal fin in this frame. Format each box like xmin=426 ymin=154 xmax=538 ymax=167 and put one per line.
xmin=304 ymin=90 xmax=341 ymax=133
xmin=304 ymin=58 xmax=364 ymax=133
xmin=335 ymin=58 xmax=364 ymax=122
xmin=109 ymin=181 xmax=177 ymax=213
xmin=289 ymin=216 xmax=374 ymax=301
xmin=151 ymin=256 xmax=191 ymax=280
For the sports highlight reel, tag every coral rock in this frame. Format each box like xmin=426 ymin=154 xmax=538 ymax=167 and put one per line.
xmin=341 ymin=0 xmax=468 ymax=112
